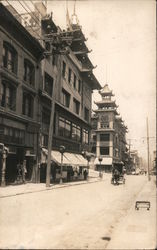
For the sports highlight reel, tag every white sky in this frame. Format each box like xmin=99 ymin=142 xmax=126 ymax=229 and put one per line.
xmin=47 ymin=0 xmax=156 ymax=161
xmin=3 ymin=0 xmax=156 ymax=161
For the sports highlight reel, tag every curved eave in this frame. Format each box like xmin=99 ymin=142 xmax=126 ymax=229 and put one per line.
xmin=77 ymin=54 xmax=94 ymax=69
xmin=73 ymin=50 xmax=91 ymax=55
xmin=100 ymin=92 xmax=114 ymax=97
xmin=71 ymin=25 xmax=86 ymax=40
xmin=93 ymin=108 xmax=118 ymax=113
xmin=81 ymin=72 xmax=101 ymax=90
xmin=41 ymin=17 xmax=58 ymax=33
xmin=70 ymin=39 xmax=89 ymax=53
xmin=95 ymin=104 xmax=118 ymax=109
xmin=95 ymin=128 xmax=115 ymax=132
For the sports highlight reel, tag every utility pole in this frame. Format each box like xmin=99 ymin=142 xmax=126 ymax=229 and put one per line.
xmin=44 ymin=30 xmax=73 ymax=187
xmin=146 ymin=117 xmax=150 ymax=181
xmin=127 ymin=139 xmax=133 ymax=157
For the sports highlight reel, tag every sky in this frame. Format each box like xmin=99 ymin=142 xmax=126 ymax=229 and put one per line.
xmin=2 ymin=0 xmax=156 ymax=162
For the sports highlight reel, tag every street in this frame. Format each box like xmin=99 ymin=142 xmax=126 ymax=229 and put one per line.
xmin=0 ymin=174 xmax=156 ymax=249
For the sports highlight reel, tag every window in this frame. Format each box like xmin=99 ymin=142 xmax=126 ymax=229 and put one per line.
xmin=83 ymin=129 xmax=89 ymax=144
xmin=22 ymin=92 xmax=33 ymax=117
xmin=78 ymin=80 xmax=82 ymax=94
xmin=58 ymin=117 xmax=71 ymax=138
xmin=84 ymin=107 xmax=89 ymax=122
xmin=3 ymin=41 xmax=18 ymax=74
xmin=115 ymin=135 xmax=118 ymax=145
xmin=100 ymin=147 xmax=109 ymax=155
xmin=68 ymin=68 xmax=72 ymax=83
xmin=62 ymin=61 xmax=66 ymax=78
xmin=62 ymin=89 xmax=70 ymax=108
xmin=42 ymin=134 xmax=48 ymax=147
xmin=52 ymin=55 xmax=57 ymax=66
xmin=91 ymin=146 xmax=96 ymax=153
xmin=45 ymin=42 xmax=51 ymax=51
xmin=72 ymin=123 xmax=81 ymax=142
xmin=100 ymin=122 xmax=109 ymax=129
xmin=42 ymin=109 xmax=50 ymax=133
xmin=0 ymin=81 xmax=16 ymax=110
xmin=24 ymin=59 xmax=35 ymax=85
xmin=73 ymin=74 xmax=76 ymax=89
xmin=44 ymin=73 xmax=53 ymax=96
xmin=73 ymin=98 xmax=80 ymax=115
xmin=93 ymin=135 xmax=96 ymax=141
xmin=25 ymin=132 xmax=34 ymax=147
xmin=100 ymin=134 xmax=110 ymax=141
xmin=3 ymin=126 xmax=24 ymax=144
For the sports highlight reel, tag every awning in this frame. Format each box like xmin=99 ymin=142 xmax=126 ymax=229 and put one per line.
xmin=94 ymin=157 xmax=112 ymax=165
xmin=51 ymin=151 xmax=71 ymax=166
xmin=41 ymin=148 xmax=87 ymax=167
xmin=74 ymin=154 xmax=87 ymax=166
xmin=64 ymin=152 xmax=79 ymax=166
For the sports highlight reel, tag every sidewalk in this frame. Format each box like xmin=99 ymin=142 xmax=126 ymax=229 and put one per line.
xmin=106 ymin=176 xmax=157 ymax=249
xmin=0 ymin=176 xmax=105 ymax=199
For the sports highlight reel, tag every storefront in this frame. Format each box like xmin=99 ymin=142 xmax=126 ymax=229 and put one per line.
xmin=40 ymin=148 xmax=88 ymax=183
xmin=94 ymin=157 xmax=113 ymax=172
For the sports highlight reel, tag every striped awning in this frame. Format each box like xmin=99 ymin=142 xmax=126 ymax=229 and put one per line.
xmin=41 ymin=148 xmax=87 ymax=167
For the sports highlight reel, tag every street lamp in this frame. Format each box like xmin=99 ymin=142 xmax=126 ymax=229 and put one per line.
xmin=98 ymin=156 xmax=103 ymax=179
xmin=59 ymin=145 xmax=65 ymax=184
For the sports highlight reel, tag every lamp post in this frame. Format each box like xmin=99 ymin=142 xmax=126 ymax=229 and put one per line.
xmin=59 ymin=145 xmax=65 ymax=184
xmin=98 ymin=156 xmax=103 ymax=179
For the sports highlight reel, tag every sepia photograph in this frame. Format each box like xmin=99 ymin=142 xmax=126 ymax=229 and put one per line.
xmin=0 ymin=0 xmax=156 ymax=249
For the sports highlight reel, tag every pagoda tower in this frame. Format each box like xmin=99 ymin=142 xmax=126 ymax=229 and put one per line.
xmin=91 ymin=84 xmax=127 ymax=172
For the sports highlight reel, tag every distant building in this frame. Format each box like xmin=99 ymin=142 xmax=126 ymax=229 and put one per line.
xmin=130 ymin=150 xmax=140 ymax=172
xmin=91 ymin=84 xmax=128 ymax=172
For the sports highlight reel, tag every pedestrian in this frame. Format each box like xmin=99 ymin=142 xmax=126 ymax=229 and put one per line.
xmin=17 ymin=162 xmax=22 ymax=183
xmin=83 ymin=169 xmax=87 ymax=180
xmin=21 ymin=160 xmax=27 ymax=184
xmin=51 ymin=164 xmax=56 ymax=183
xmin=114 ymin=169 xmax=120 ymax=184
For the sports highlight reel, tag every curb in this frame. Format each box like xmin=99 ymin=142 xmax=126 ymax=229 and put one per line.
xmin=0 ymin=178 xmax=102 ymax=199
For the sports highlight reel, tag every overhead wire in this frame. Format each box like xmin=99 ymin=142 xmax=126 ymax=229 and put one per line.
xmin=3 ymin=0 xmax=42 ymax=40
xmin=22 ymin=0 xmax=40 ymax=25
xmin=18 ymin=0 xmax=42 ymax=34
xmin=30 ymin=0 xmax=45 ymax=19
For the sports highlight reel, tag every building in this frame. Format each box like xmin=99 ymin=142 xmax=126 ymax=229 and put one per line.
xmin=0 ymin=2 xmax=101 ymax=185
xmin=0 ymin=3 xmax=44 ymax=186
xmin=39 ymin=10 xmax=101 ymax=182
xmin=91 ymin=84 xmax=128 ymax=172
xmin=130 ymin=150 xmax=140 ymax=173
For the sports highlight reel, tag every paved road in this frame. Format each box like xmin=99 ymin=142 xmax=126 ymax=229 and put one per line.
xmin=0 ymin=175 xmax=156 ymax=249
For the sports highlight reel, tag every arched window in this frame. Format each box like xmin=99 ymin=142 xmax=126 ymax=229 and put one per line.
xmin=24 ymin=59 xmax=35 ymax=85
xmin=3 ymin=41 xmax=18 ymax=74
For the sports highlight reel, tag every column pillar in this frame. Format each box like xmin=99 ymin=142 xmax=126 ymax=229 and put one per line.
xmin=1 ymin=151 xmax=7 ymax=187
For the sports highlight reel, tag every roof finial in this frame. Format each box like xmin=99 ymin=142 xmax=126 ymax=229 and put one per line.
xmin=71 ymin=0 xmax=79 ymax=26
xmin=66 ymin=0 xmax=72 ymax=30
xmin=106 ymin=64 xmax=108 ymax=85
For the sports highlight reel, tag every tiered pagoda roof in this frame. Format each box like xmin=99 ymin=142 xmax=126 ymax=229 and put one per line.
xmin=68 ymin=23 xmax=101 ymax=90
xmin=94 ymin=84 xmax=118 ymax=112
xmin=99 ymin=84 xmax=114 ymax=96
